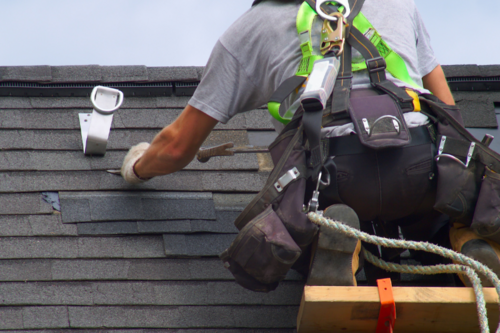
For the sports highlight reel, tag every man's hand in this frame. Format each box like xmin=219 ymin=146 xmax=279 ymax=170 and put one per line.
xmin=120 ymin=105 xmax=218 ymax=184
xmin=121 ymin=142 xmax=151 ymax=184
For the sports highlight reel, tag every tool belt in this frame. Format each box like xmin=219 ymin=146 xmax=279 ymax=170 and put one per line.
xmin=221 ymin=0 xmax=500 ymax=292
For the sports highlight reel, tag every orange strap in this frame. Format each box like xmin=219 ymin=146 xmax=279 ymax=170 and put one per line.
xmin=376 ymin=278 xmax=396 ymax=333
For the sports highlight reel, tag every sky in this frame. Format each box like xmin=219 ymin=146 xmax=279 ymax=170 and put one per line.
xmin=0 ymin=0 xmax=498 ymax=67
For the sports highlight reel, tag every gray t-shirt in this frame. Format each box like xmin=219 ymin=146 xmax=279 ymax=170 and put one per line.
xmin=189 ymin=0 xmax=438 ymax=125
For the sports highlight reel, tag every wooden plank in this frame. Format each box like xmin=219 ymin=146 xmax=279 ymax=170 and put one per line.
xmin=297 ymin=286 xmax=500 ymax=333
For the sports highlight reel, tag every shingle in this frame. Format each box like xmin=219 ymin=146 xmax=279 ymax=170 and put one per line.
xmin=0 ymin=129 xmax=251 ymax=153
xmin=29 ymin=97 xmax=91 ymax=109
xmin=60 ymin=192 xmax=215 ymax=223
xmin=244 ymin=109 xmax=276 ymax=130
xmin=67 ymin=306 xmax=297 ymax=329
xmin=137 ymin=221 xmax=192 ymax=233
xmin=101 ymin=66 xmax=148 ymax=83
xmin=77 ymin=222 xmax=139 ymax=235
xmin=148 ymin=67 xmax=199 ymax=82
xmin=247 ymin=130 xmax=278 ymax=147
xmin=0 ymin=109 xmax=255 ymax=131
xmin=442 ymin=64 xmax=480 ymax=78
xmin=0 ymin=307 xmax=23 ymax=329
xmin=215 ymin=211 xmax=241 ymax=230
xmin=126 ymin=258 xmax=231 ymax=280
xmin=0 ymin=97 xmax=32 ymax=109
xmin=87 ymin=281 xmax=302 ymax=306
xmin=77 ymin=236 xmax=165 ymax=259
xmin=113 ymin=109 xmax=180 ymax=129
xmin=155 ymin=96 xmax=190 ymax=109
xmin=215 ymin=113 xmax=247 ymax=130
xmin=454 ymin=92 xmax=498 ymax=127
xmin=137 ymin=218 xmax=238 ymax=234
xmin=0 ymin=282 xmax=93 ymax=305
xmin=162 ymin=234 xmax=235 ymax=257
xmin=0 ymin=66 xmax=52 ymax=82
xmin=0 ymin=237 xmax=78 ymax=259
xmin=60 ymin=198 xmax=92 ymax=223
xmin=479 ymin=65 xmax=500 ymax=77
xmin=51 ymin=259 xmax=131 ymax=281
xmin=51 ymin=65 xmax=102 ymax=83
xmin=0 ymin=193 xmax=53 ymax=214
xmin=22 ymin=306 xmax=69 ymax=329
xmin=0 ymin=258 xmax=236 ymax=282
xmin=0 ymin=259 xmax=53 ymax=282
xmin=195 ymin=67 xmax=205 ymax=80
xmin=0 ymin=171 xmax=266 ymax=193
xmin=0 ymin=215 xmax=77 ymax=237
xmin=213 ymin=194 xmax=254 ymax=211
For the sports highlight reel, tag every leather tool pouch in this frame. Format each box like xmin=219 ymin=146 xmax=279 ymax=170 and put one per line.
xmin=472 ymin=167 xmax=500 ymax=243
xmin=221 ymin=126 xmax=318 ymax=292
xmin=349 ymin=94 xmax=411 ymax=150
xmin=433 ymin=136 xmax=483 ymax=226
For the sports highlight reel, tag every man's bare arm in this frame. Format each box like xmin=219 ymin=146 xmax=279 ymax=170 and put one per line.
xmin=132 ymin=105 xmax=218 ymax=179
xmin=422 ymin=65 xmax=455 ymax=105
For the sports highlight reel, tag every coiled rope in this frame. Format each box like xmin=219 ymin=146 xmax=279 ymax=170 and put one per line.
xmin=308 ymin=211 xmax=500 ymax=333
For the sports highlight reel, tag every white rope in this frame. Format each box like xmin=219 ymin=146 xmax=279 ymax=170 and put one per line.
xmin=308 ymin=211 xmax=500 ymax=333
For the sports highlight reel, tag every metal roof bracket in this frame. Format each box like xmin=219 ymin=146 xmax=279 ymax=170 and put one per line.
xmin=79 ymin=86 xmax=124 ymax=156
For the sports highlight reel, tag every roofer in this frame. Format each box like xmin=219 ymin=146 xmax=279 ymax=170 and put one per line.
xmin=121 ymin=0 xmax=500 ymax=290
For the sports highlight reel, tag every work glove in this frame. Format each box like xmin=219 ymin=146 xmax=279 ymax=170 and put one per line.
xmin=121 ymin=142 xmax=151 ymax=184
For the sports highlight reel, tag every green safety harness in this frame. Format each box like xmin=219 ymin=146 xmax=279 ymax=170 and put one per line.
xmin=267 ymin=0 xmax=422 ymax=125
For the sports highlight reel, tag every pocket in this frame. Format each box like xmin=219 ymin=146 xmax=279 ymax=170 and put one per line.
xmin=349 ymin=94 xmax=411 ymax=149
xmin=221 ymin=206 xmax=301 ymax=291
xmin=472 ymin=167 xmax=500 ymax=243
xmin=434 ymin=156 xmax=482 ymax=225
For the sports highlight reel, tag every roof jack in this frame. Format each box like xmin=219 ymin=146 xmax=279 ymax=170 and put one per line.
xmin=79 ymin=86 xmax=124 ymax=156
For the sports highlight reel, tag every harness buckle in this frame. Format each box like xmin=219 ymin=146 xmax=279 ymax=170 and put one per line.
xmin=366 ymin=57 xmax=387 ymax=73
xmin=320 ymin=12 xmax=346 ymax=56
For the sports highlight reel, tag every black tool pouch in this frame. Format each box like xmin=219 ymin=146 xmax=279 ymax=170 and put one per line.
xmin=472 ymin=167 xmax=500 ymax=243
xmin=349 ymin=94 xmax=411 ymax=149
xmin=221 ymin=125 xmax=318 ymax=292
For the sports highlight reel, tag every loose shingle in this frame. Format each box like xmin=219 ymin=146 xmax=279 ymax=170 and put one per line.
xmin=22 ymin=306 xmax=69 ymax=329
xmin=148 ymin=67 xmax=199 ymax=82
xmin=0 ymin=66 xmax=52 ymax=82
xmin=51 ymin=65 xmax=102 ymax=83
xmin=101 ymin=66 xmax=148 ymax=83
xmin=213 ymin=194 xmax=254 ymax=211
xmin=137 ymin=218 xmax=238 ymax=234
xmin=67 ymin=306 xmax=298 ymax=329
xmin=60 ymin=192 xmax=215 ymax=223
xmin=77 ymin=222 xmax=139 ymax=235
xmin=163 ymin=234 xmax=235 ymax=257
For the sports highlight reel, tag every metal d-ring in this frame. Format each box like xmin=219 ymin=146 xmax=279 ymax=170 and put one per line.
xmin=316 ymin=0 xmax=351 ymax=21
xmin=367 ymin=115 xmax=403 ymax=137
